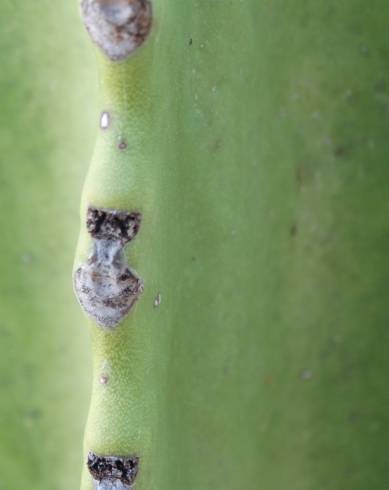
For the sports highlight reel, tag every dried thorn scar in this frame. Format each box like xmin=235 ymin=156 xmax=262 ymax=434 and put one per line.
xmin=74 ymin=206 xmax=143 ymax=328
xmin=80 ymin=0 xmax=153 ymax=61
xmin=87 ymin=452 xmax=139 ymax=489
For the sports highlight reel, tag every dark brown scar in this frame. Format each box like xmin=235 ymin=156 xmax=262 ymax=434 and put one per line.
xmin=87 ymin=452 xmax=139 ymax=486
xmin=87 ymin=206 xmax=142 ymax=244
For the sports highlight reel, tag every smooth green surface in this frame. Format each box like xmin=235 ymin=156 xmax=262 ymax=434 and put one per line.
xmin=78 ymin=1 xmax=389 ymax=490
xmin=0 ymin=1 xmax=97 ymax=488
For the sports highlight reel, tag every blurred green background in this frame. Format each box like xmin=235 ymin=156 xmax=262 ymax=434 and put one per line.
xmin=0 ymin=2 xmax=97 ymax=488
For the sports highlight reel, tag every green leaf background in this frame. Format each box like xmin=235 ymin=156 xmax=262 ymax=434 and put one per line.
xmin=0 ymin=2 xmax=96 ymax=488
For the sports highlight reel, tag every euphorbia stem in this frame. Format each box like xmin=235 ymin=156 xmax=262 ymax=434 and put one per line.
xmin=75 ymin=1 xmax=389 ymax=490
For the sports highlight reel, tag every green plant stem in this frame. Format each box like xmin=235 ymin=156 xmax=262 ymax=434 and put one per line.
xmin=77 ymin=2 xmax=389 ymax=490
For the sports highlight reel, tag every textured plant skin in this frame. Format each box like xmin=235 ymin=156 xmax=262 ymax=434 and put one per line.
xmin=0 ymin=2 xmax=97 ymax=489
xmin=73 ymin=1 xmax=389 ymax=490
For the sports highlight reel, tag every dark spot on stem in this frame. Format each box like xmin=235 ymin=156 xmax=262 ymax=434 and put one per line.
xmin=334 ymin=145 xmax=347 ymax=158
xmin=295 ymin=162 xmax=313 ymax=189
xmin=87 ymin=207 xmax=141 ymax=244
xmin=210 ymin=138 xmax=222 ymax=153
xmin=118 ymin=139 xmax=128 ymax=150
xmin=88 ymin=452 xmax=139 ymax=489
xmin=290 ymin=224 xmax=298 ymax=237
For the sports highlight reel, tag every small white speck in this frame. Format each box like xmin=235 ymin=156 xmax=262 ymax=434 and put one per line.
xmin=153 ymin=293 xmax=162 ymax=308
xmin=100 ymin=375 xmax=109 ymax=385
xmin=300 ymin=369 xmax=313 ymax=381
xmin=100 ymin=111 xmax=110 ymax=130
